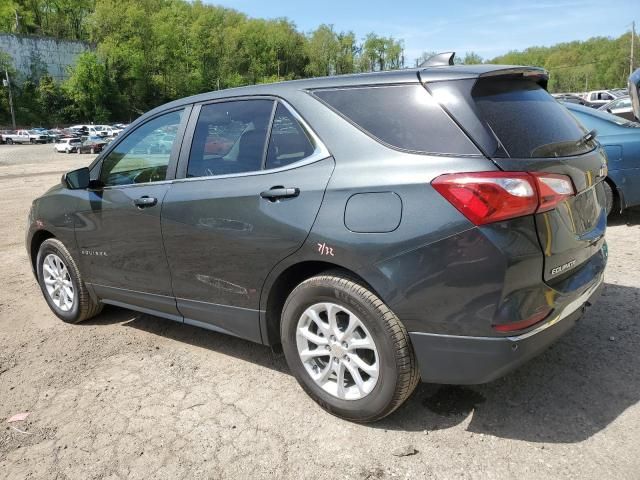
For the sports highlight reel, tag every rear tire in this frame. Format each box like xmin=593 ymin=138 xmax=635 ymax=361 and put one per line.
xmin=6 ymin=138 xmax=12 ymax=145
xmin=36 ymin=238 xmax=102 ymax=323
xmin=603 ymin=181 xmax=616 ymax=216
xmin=281 ymin=273 xmax=419 ymax=422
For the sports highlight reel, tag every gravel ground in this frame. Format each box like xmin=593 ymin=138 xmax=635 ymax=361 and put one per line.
xmin=1 ymin=144 xmax=639 ymax=480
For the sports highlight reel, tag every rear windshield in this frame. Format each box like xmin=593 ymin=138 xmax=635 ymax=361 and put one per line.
xmin=313 ymin=84 xmax=479 ymax=155
xmin=472 ymin=78 xmax=596 ymax=158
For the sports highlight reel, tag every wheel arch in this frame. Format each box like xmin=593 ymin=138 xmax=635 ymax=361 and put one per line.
xmin=261 ymin=260 xmax=381 ymax=347
xmin=605 ymin=175 xmax=625 ymax=211
xmin=29 ymin=229 xmax=56 ymax=277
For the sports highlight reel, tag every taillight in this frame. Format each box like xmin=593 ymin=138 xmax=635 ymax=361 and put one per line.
xmin=532 ymin=173 xmax=574 ymax=213
xmin=432 ymin=172 xmax=575 ymax=226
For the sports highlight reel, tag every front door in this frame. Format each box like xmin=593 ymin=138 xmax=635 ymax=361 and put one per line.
xmin=161 ymin=99 xmax=334 ymax=341
xmin=74 ymin=108 xmax=187 ymax=318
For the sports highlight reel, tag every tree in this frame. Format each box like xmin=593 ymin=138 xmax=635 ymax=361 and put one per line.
xmin=37 ymin=74 xmax=64 ymax=124
xmin=360 ymin=34 xmax=404 ymax=72
xmin=305 ymin=24 xmax=340 ymax=77
xmin=462 ymin=52 xmax=483 ymax=64
xmin=0 ymin=0 xmax=95 ymax=39
xmin=63 ymin=52 xmax=113 ymax=121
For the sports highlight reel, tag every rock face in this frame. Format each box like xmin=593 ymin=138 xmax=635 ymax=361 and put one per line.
xmin=0 ymin=34 xmax=92 ymax=83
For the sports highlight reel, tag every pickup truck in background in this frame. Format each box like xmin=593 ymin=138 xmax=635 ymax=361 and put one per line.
xmin=3 ymin=130 xmax=49 ymax=144
xmin=582 ymin=90 xmax=623 ymax=108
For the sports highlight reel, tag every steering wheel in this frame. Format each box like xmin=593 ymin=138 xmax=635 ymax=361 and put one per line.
xmin=133 ymin=166 xmax=165 ymax=183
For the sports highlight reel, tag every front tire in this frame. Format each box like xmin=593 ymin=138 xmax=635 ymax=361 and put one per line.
xmin=281 ymin=273 xmax=419 ymax=422
xmin=36 ymin=238 xmax=102 ymax=323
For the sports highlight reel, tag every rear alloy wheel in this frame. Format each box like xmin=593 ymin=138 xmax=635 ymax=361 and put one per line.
xmin=295 ymin=302 xmax=380 ymax=400
xmin=36 ymin=238 xmax=102 ymax=323
xmin=281 ymin=273 xmax=419 ymax=422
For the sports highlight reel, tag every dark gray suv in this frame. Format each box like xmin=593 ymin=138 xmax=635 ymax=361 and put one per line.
xmin=27 ymin=63 xmax=607 ymax=422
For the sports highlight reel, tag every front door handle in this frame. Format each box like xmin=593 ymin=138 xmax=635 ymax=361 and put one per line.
xmin=260 ymin=187 xmax=300 ymax=201
xmin=134 ymin=196 xmax=157 ymax=208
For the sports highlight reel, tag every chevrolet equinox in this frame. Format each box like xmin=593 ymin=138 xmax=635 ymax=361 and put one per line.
xmin=27 ymin=58 xmax=608 ymax=422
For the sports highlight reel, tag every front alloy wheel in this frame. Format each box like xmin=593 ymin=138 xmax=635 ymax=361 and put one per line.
xmin=42 ymin=253 xmax=74 ymax=312
xmin=36 ymin=238 xmax=102 ymax=323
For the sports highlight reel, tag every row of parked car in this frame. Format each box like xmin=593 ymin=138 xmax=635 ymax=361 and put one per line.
xmin=0 ymin=124 xmax=128 ymax=145
xmin=552 ymin=89 xmax=635 ymax=120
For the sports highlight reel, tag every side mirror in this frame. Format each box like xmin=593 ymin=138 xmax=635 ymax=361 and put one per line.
xmin=63 ymin=167 xmax=90 ymax=189
xmin=606 ymin=108 xmax=612 ymax=113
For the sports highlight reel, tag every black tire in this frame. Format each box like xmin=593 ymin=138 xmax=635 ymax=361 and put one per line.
xmin=36 ymin=238 xmax=102 ymax=323
xmin=603 ymin=181 xmax=616 ymax=217
xmin=281 ymin=273 xmax=419 ymax=422
xmin=6 ymin=138 xmax=13 ymax=145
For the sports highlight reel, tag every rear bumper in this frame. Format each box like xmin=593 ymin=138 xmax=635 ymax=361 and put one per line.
xmin=409 ymin=273 xmax=604 ymax=384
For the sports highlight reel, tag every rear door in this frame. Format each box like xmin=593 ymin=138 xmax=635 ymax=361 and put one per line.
xmin=425 ymin=73 xmax=607 ymax=284
xmin=162 ymin=98 xmax=334 ymax=342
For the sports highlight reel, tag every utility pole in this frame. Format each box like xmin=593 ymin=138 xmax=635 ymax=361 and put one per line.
xmin=3 ymin=70 xmax=16 ymax=129
xmin=631 ymin=21 xmax=636 ymax=76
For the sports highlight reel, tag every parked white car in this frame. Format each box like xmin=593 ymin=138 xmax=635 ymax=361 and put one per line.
xmin=69 ymin=125 xmax=110 ymax=137
xmin=54 ymin=137 xmax=82 ymax=153
xmin=94 ymin=125 xmax=121 ymax=137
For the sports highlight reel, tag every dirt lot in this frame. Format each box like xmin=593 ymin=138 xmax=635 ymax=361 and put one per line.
xmin=0 ymin=144 xmax=639 ymax=479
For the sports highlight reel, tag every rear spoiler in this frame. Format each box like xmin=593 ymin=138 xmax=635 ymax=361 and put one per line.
xmin=477 ymin=67 xmax=548 ymax=89
xmin=629 ymin=68 xmax=640 ymax=121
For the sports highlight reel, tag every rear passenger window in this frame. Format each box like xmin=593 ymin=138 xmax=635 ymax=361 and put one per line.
xmin=265 ymin=103 xmax=315 ymax=169
xmin=187 ymin=100 xmax=274 ymax=178
xmin=313 ymin=84 xmax=479 ymax=155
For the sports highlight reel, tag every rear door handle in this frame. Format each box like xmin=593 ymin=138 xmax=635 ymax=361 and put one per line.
xmin=260 ymin=187 xmax=300 ymax=200
xmin=134 ymin=196 xmax=157 ymax=208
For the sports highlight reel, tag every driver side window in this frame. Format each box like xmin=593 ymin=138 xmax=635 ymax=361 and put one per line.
xmin=100 ymin=109 xmax=184 ymax=186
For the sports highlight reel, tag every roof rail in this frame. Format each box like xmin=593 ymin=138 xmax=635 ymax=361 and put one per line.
xmin=419 ymin=52 xmax=455 ymax=68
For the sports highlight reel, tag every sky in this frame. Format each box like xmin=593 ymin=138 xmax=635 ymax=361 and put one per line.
xmin=207 ymin=0 xmax=636 ymax=64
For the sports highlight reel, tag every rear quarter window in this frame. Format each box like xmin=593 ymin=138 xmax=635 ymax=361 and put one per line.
xmin=312 ymin=84 xmax=479 ymax=155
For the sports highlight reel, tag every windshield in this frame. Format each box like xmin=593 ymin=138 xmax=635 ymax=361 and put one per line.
xmin=472 ymin=78 xmax=596 ymax=158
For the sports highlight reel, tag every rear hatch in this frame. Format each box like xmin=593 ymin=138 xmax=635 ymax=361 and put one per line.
xmin=422 ymin=69 xmax=607 ymax=284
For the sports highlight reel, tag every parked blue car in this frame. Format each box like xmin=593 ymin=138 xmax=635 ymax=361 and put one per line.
xmin=564 ymin=102 xmax=640 ymax=215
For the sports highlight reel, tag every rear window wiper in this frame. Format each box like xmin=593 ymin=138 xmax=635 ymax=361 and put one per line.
xmin=576 ymin=129 xmax=597 ymax=147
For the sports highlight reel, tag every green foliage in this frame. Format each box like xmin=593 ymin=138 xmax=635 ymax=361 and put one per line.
xmin=62 ymin=52 xmax=113 ymax=122
xmin=462 ymin=52 xmax=483 ymax=65
xmin=0 ymin=0 xmax=94 ymax=39
xmin=359 ymin=33 xmax=404 ymax=71
xmin=0 ymin=0 xmax=637 ymax=125
xmin=305 ymin=25 xmax=358 ymax=76
xmin=491 ymin=33 xmax=639 ymax=93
